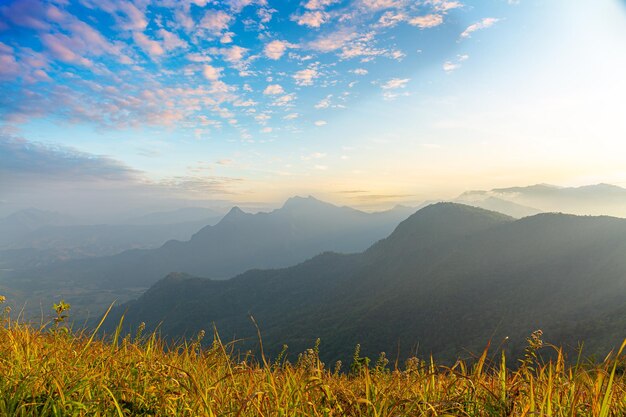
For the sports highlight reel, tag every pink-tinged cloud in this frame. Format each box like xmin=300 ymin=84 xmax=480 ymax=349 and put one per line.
xmin=308 ymin=30 xmax=356 ymax=52
xmin=0 ymin=43 xmax=20 ymax=79
xmin=41 ymin=33 xmax=93 ymax=66
xmin=293 ymin=11 xmax=329 ymax=28
xmin=203 ymin=64 xmax=222 ymax=81
xmin=294 ymin=68 xmax=319 ymax=86
xmin=157 ymin=29 xmax=188 ymax=51
xmin=133 ymin=32 xmax=165 ymax=58
xmin=304 ymin=0 xmax=340 ymax=10
xmin=264 ymin=40 xmax=293 ymax=60
xmin=0 ymin=0 xmax=50 ymax=30
xmin=409 ymin=14 xmax=444 ymax=29
xmin=460 ymin=17 xmax=499 ymax=39
xmin=200 ymin=10 xmax=233 ymax=35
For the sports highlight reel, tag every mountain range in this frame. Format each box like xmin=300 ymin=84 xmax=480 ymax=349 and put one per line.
xmin=2 ymin=197 xmax=414 ymax=318
xmin=105 ymin=203 xmax=626 ymax=364
xmin=459 ymin=183 xmax=626 ymax=217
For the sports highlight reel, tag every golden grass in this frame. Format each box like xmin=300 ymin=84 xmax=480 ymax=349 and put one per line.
xmin=0 ymin=300 xmax=625 ymax=416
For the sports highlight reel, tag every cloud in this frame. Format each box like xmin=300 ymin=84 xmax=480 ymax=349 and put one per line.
xmin=443 ymin=54 xmax=468 ymax=73
xmin=381 ymin=78 xmax=410 ymax=89
xmin=314 ymin=95 xmax=332 ymax=109
xmin=314 ymin=120 xmax=327 ymax=126
xmin=304 ymin=0 xmax=340 ymax=10
xmin=460 ymin=17 xmax=499 ymax=39
xmin=0 ymin=0 xmax=50 ymax=30
xmin=264 ymin=40 xmax=293 ymax=60
xmin=359 ymin=0 xmax=406 ymax=11
xmin=351 ymin=68 xmax=368 ymax=75
xmin=0 ymin=134 xmax=139 ymax=182
xmin=157 ymin=29 xmax=188 ymax=51
xmin=308 ymin=30 xmax=356 ymax=52
xmin=409 ymin=14 xmax=443 ymax=29
xmin=0 ymin=43 xmax=20 ymax=79
xmin=425 ymin=0 xmax=463 ymax=11
xmin=263 ymin=84 xmax=284 ymax=95
xmin=294 ymin=68 xmax=319 ymax=86
xmin=378 ymin=11 xmax=406 ymax=28
xmin=203 ymin=64 xmax=222 ymax=80
xmin=442 ymin=61 xmax=459 ymax=73
xmin=133 ymin=32 xmax=165 ymax=58
xmin=273 ymin=93 xmax=296 ymax=106
xmin=199 ymin=10 xmax=233 ymax=35
xmin=293 ymin=11 xmax=329 ymax=28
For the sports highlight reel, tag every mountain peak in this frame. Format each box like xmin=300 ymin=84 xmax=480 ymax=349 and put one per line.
xmin=281 ymin=195 xmax=331 ymax=210
xmin=221 ymin=206 xmax=247 ymax=221
xmin=381 ymin=202 xmax=513 ymax=248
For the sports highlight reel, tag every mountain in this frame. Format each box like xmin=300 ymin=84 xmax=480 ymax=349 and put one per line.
xmin=0 ymin=208 xmax=76 ymax=247
xmin=3 ymin=197 xmax=415 ymax=317
xmin=453 ymin=195 xmax=541 ymax=218
xmin=0 ymin=219 xmax=221 ymax=268
xmin=460 ymin=183 xmax=626 ymax=217
xmin=105 ymin=203 xmax=626 ymax=364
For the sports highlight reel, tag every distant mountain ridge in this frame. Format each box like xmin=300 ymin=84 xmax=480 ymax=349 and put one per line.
xmin=106 ymin=203 xmax=626 ymax=363
xmin=4 ymin=196 xmax=415 ymax=317
xmin=457 ymin=183 xmax=626 ymax=217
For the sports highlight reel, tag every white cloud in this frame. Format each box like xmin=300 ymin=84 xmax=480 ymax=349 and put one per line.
xmin=308 ymin=30 xmax=356 ymax=52
xmin=425 ymin=0 xmax=463 ymax=11
xmin=274 ymin=93 xmax=296 ymax=106
xmin=186 ymin=53 xmax=212 ymax=62
xmin=442 ymin=61 xmax=459 ymax=73
xmin=314 ymin=120 xmax=327 ymax=126
xmin=378 ymin=11 xmax=406 ymax=28
xmin=199 ymin=10 xmax=233 ymax=35
xmin=132 ymin=32 xmax=164 ymax=58
xmin=443 ymin=54 xmax=468 ymax=73
xmin=263 ymin=84 xmax=284 ymax=95
xmin=157 ymin=29 xmax=187 ymax=51
xmin=305 ymin=0 xmax=339 ymax=10
xmin=264 ymin=40 xmax=293 ymax=60
xmin=261 ymin=127 xmax=273 ymax=133
xmin=294 ymin=68 xmax=319 ymax=86
xmin=381 ymin=78 xmax=410 ymax=89
xmin=293 ymin=11 xmax=329 ymax=27
xmin=352 ymin=68 xmax=368 ymax=75
xmin=255 ymin=113 xmax=271 ymax=124
xmin=221 ymin=45 xmax=247 ymax=63
xmin=460 ymin=17 xmax=499 ymax=39
xmin=203 ymin=64 xmax=222 ymax=80
xmin=284 ymin=113 xmax=299 ymax=120
xmin=409 ymin=14 xmax=443 ymax=29
xmin=314 ymin=95 xmax=332 ymax=109
xmin=360 ymin=0 xmax=405 ymax=11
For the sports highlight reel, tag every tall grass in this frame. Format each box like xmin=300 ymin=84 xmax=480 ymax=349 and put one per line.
xmin=0 ymin=297 xmax=625 ymax=416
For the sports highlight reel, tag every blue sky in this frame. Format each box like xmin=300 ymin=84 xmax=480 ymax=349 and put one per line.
xmin=1 ymin=0 xmax=626 ymax=216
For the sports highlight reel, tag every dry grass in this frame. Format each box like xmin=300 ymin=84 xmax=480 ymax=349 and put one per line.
xmin=0 ymin=298 xmax=625 ymax=416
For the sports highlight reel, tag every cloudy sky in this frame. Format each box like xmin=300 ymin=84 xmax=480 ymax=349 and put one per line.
xmin=1 ymin=0 xmax=626 ymax=217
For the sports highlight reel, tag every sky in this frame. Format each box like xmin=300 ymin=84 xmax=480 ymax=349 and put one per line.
xmin=1 ymin=0 xmax=626 ymax=218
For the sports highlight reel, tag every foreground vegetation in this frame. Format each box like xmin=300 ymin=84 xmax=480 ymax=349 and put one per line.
xmin=0 ymin=298 xmax=625 ymax=416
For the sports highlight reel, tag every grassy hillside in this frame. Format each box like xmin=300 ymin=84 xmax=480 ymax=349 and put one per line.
xmin=1 ymin=298 xmax=625 ymax=416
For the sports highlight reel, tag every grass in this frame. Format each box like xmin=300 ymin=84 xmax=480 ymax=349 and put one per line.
xmin=0 ymin=297 xmax=625 ymax=416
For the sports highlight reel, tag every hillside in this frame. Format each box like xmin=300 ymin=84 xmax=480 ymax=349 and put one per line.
xmin=107 ymin=203 xmax=626 ymax=363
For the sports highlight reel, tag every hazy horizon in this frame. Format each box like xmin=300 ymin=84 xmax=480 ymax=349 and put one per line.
xmin=2 ymin=0 xmax=626 ymax=218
